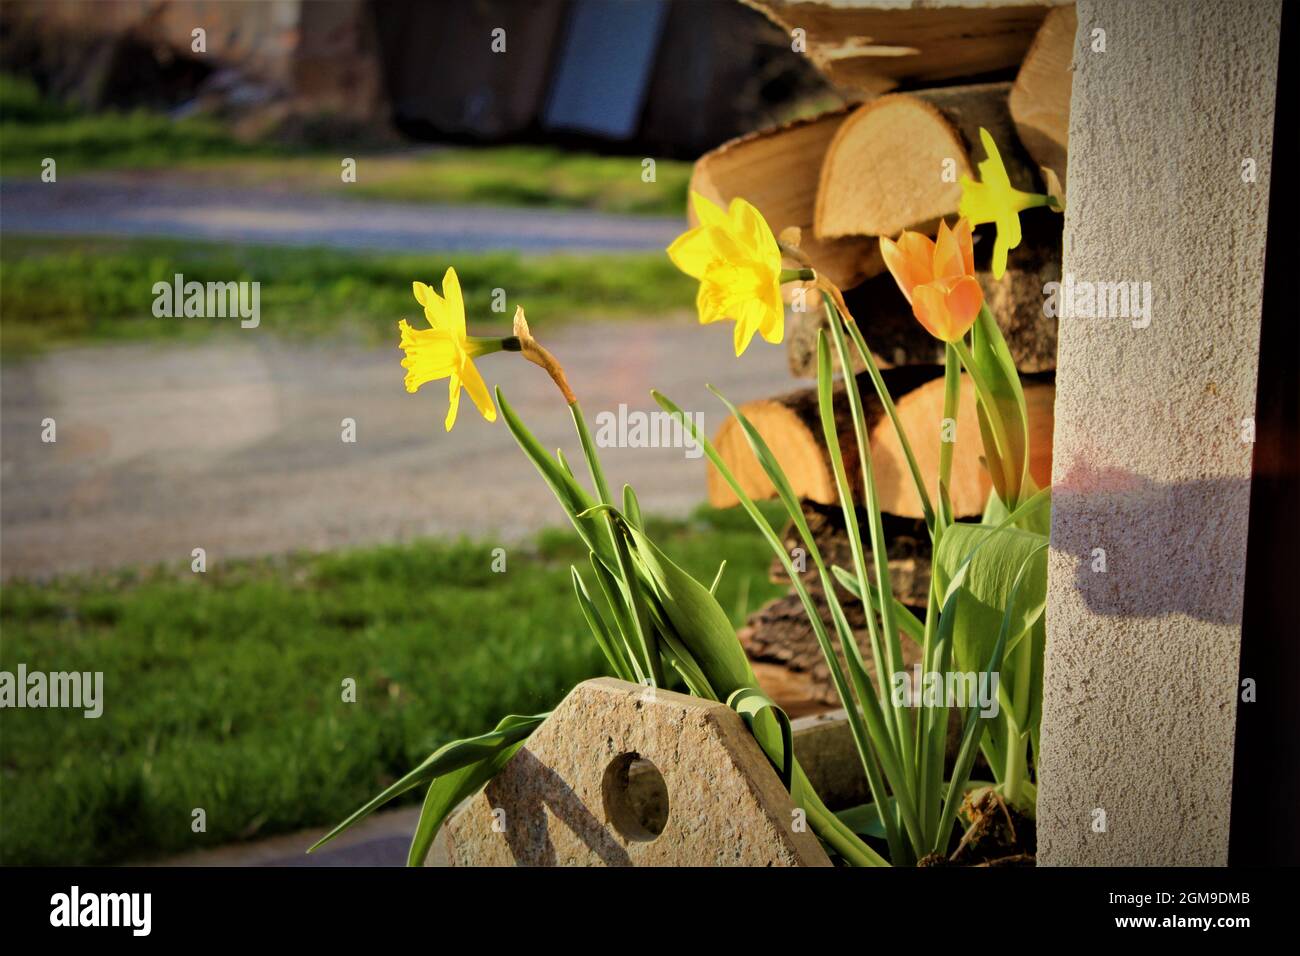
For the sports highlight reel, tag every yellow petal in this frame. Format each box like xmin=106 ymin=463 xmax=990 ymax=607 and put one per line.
xmin=444 ymin=374 xmax=462 ymax=432
xmin=458 ymin=354 xmax=497 ymax=423
xmin=757 ymin=297 xmax=784 ymax=345
xmin=667 ymin=224 xmax=747 ymax=280
xmin=441 ymin=267 xmax=466 ymax=340
xmin=412 ymin=281 xmax=432 ymax=308
xmin=976 ymin=127 xmax=1011 ymax=188
xmin=733 ymin=313 xmax=759 ymax=356
xmin=992 ymin=210 xmax=1022 ymax=279
xmin=958 ymin=177 xmax=997 ymax=226
xmin=729 ymin=197 xmax=779 ymax=264
xmin=690 ymin=191 xmax=730 ymax=229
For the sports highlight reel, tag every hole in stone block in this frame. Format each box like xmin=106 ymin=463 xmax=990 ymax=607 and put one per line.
xmin=601 ymin=752 xmax=669 ymax=841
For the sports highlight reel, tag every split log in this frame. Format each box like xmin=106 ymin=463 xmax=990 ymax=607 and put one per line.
xmin=815 ymin=82 xmax=1040 ymax=239
xmin=740 ymin=0 xmax=1055 ymax=95
xmin=706 ymin=365 xmax=942 ymax=509
xmin=1009 ymin=3 xmax=1077 ymax=206
xmin=689 ymin=110 xmax=884 ymax=290
xmin=707 ymin=368 xmax=1055 ymax=519
xmin=870 ymin=375 xmax=1056 ymax=519
xmin=788 ymin=212 xmax=1063 ymax=376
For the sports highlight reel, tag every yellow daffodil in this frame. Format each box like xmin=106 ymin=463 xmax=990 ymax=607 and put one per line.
xmin=880 ymin=218 xmax=984 ymax=343
xmin=398 ymin=267 xmax=498 ymax=431
xmin=958 ymin=127 xmax=1051 ymax=279
xmin=667 ymin=192 xmax=784 ymax=356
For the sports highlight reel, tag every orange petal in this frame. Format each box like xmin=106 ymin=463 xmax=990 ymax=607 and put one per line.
xmin=953 ymin=218 xmax=975 ymax=276
xmin=880 ymin=230 xmax=935 ymax=303
xmin=910 ymin=283 xmax=951 ymax=341
xmin=932 ymin=219 xmax=966 ymax=282
xmin=911 ymin=276 xmax=983 ymax=342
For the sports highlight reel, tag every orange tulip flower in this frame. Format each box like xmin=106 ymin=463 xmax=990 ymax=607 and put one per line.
xmin=879 ymin=219 xmax=984 ymax=343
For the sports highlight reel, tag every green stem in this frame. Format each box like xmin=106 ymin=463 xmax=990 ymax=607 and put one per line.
xmin=938 ymin=344 xmax=960 ymax=529
xmin=570 ymin=401 xmax=662 ymax=686
xmin=1002 ymin=621 xmax=1033 ymax=807
xmin=825 ymin=301 xmax=925 ymax=856
xmin=825 ymin=313 xmax=912 ymax=749
xmin=467 ymin=335 xmax=521 ymax=355
xmin=570 ymin=401 xmax=613 ymax=506
xmin=950 ymin=337 xmax=1016 ymax=503
xmin=842 ymin=318 xmax=937 ymax=534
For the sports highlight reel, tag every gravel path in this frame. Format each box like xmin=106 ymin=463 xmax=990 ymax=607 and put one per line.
xmin=0 ymin=318 xmax=790 ymax=579
xmin=0 ymin=175 xmax=683 ymax=253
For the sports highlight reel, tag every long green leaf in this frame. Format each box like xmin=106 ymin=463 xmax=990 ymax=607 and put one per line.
xmin=932 ymin=544 xmax=1046 ymax=851
xmin=727 ymin=686 xmax=794 ymax=789
xmin=407 ymin=732 xmax=528 ymax=866
xmin=571 ymin=565 xmax=636 ymax=682
xmin=933 ymin=523 xmax=1048 ymax=679
xmin=968 ymin=305 xmax=1030 ymax=508
xmin=309 ymin=712 xmax=546 ymax=853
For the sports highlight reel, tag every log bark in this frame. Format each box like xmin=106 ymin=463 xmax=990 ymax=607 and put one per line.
xmin=689 ymin=109 xmax=884 ymax=290
xmin=788 ymin=212 xmax=1063 ymax=376
xmin=707 ymin=368 xmax=1055 ymax=519
xmin=739 ymin=0 xmax=1055 ymax=95
xmin=1009 ymin=3 xmax=1077 ymax=205
xmin=815 ymin=82 xmax=1040 ymax=239
xmin=739 ymin=504 xmax=931 ymax=712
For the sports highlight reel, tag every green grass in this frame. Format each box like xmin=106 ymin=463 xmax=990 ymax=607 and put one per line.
xmin=0 ymin=235 xmax=695 ymax=355
xmin=0 ymin=74 xmax=273 ymax=174
xmin=0 ymin=74 xmax=691 ymax=214
xmin=0 ymin=504 xmax=784 ymax=865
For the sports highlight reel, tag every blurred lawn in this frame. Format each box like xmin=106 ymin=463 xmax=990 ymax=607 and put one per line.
xmin=0 ymin=74 xmax=691 ymax=213
xmin=0 ymin=235 xmax=695 ymax=355
xmin=0 ymin=504 xmax=784 ymax=865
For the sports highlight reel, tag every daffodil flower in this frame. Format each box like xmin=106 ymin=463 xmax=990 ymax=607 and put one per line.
xmin=958 ymin=127 xmax=1052 ymax=279
xmin=667 ymin=193 xmax=785 ymax=356
xmin=880 ymin=218 xmax=984 ymax=343
xmin=398 ymin=267 xmax=504 ymax=431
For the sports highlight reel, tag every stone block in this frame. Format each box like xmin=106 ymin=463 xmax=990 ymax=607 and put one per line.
xmin=445 ymin=678 xmax=831 ymax=866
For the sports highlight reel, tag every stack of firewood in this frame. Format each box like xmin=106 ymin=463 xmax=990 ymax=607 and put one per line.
xmin=704 ymin=1 xmax=1077 ymax=715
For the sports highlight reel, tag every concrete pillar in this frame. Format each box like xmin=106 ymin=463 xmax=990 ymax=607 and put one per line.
xmin=1037 ymin=0 xmax=1281 ymax=865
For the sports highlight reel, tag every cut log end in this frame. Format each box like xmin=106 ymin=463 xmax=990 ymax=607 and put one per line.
xmin=814 ymin=82 xmax=1038 ymax=241
xmin=814 ymin=94 xmax=970 ymax=240
xmin=707 ymin=368 xmax=1054 ymax=520
xmin=689 ymin=109 xmax=885 ymax=290
xmin=1009 ymin=4 xmax=1077 ymax=204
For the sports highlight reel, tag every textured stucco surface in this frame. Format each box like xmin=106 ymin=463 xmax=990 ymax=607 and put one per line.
xmin=1037 ymin=0 xmax=1280 ymax=865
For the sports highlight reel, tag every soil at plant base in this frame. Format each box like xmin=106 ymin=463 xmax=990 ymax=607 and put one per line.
xmin=917 ymin=788 xmax=1037 ymax=867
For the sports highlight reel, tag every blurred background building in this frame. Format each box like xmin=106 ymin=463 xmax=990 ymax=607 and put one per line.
xmin=0 ymin=0 xmax=830 ymax=156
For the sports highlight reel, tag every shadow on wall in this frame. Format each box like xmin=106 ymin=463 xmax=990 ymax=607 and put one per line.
xmin=1051 ymin=459 xmax=1249 ymax=625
